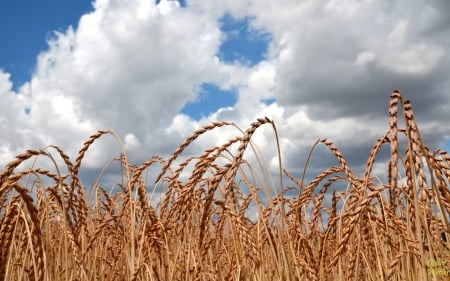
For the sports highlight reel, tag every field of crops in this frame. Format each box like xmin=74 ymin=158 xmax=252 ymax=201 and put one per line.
xmin=1 ymin=90 xmax=449 ymax=280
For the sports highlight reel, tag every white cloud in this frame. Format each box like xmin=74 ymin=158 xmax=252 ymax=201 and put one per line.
xmin=355 ymin=51 xmax=375 ymax=66
xmin=157 ymin=0 xmax=180 ymax=15
xmin=380 ymin=19 xmax=446 ymax=75
xmin=1 ymin=0 xmax=234 ymax=167
xmin=124 ymin=133 xmax=140 ymax=150
xmin=0 ymin=71 xmax=13 ymax=94
xmin=0 ymin=70 xmax=33 ymax=160
xmin=165 ymin=114 xmax=197 ymax=137
xmin=388 ymin=19 xmax=409 ymax=43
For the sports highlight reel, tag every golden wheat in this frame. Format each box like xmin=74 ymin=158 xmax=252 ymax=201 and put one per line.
xmin=1 ymin=90 xmax=449 ymax=280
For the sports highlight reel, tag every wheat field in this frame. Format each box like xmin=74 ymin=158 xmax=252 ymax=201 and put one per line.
xmin=1 ymin=90 xmax=450 ymax=280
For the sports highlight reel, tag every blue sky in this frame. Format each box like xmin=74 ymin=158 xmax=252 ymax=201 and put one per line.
xmin=181 ymin=13 xmax=271 ymax=119
xmin=1 ymin=0 xmax=450 ymax=177
xmin=0 ymin=0 xmax=94 ymax=89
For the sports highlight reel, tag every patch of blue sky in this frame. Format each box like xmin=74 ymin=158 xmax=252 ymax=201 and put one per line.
xmin=217 ymin=14 xmax=271 ymax=66
xmin=181 ymin=83 xmax=237 ymax=120
xmin=180 ymin=14 xmax=272 ymax=120
xmin=0 ymin=0 xmax=93 ymax=91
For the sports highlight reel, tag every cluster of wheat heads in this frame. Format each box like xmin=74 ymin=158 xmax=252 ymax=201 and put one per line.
xmin=1 ymin=90 xmax=450 ymax=281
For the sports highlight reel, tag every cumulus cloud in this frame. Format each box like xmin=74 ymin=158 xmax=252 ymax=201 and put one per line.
xmin=245 ymin=0 xmax=450 ymax=171
xmin=1 ymin=0 xmax=450 ymax=188
xmin=1 ymin=0 xmax=242 ymax=166
xmin=0 ymin=70 xmax=33 ymax=159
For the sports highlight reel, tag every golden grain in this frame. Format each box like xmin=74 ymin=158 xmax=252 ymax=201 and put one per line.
xmin=0 ymin=90 xmax=449 ymax=280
